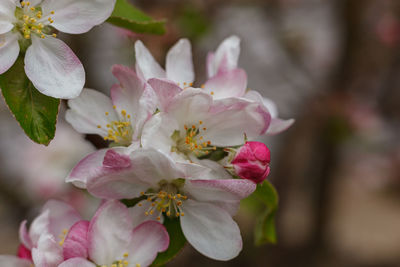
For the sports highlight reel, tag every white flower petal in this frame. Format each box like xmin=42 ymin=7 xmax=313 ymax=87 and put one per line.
xmin=0 ymin=256 xmax=31 ymax=267
xmin=66 ymin=89 xmax=118 ymax=137
xmin=0 ymin=0 xmax=17 ymax=31
xmin=134 ymin=40 xmax=166 ymax=81
xmin=166 ymin=38 xmax=194 ymax=85
xmin=25 ymin=35 xmax=84 ymax=99
xmin=203 ymin=98 xmax=270 ymax=146
xmin=210 ymin=35 xmax=240 ymax=77
xmin=41 ymin=200 xmax=82 ymax=242
xmin=19 ymin=220 xmax=33 ymax=249
xmin=31 ymin=234 xmax=63 ymax=267
xmin=129 ymin=200 xmax=163 ymax=228
xmin=41 ymin=0 xmax=116 ymax=34
xmin=88 ymin=201 xmax=132 ymax=265
xmin=141 ymin=113 xmax=179 ymax=155
xmin=0 ymin=32 xmax=19 ymax=74
xmin=184 ymin=179 xmax=256 ymax=215
xmin=59 ymin=258 xmax=96 ymax=267
xmin=180 ymin=200 xmax=242 ymax=261
xmin=125 ymin=221 xmax=169 ymax=267
xmin=266 ymin=118 xmax=295 ymax=135
xmin=29 ymin=210 xmax=51 ymax=246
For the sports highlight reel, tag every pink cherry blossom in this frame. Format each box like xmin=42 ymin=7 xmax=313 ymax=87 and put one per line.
xmin=0 ymin=200 xmax=82 ymax=267
xmin=66 ymin=148 xmax=256 ymax=261
xmin=60 ymin=200 xmax=169 ymax=267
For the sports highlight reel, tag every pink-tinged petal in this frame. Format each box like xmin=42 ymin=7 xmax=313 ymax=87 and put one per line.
xmin=89 ymin=148 xmax=186 ymax=199
xmin=0 ymin=32 xmax=19 ymax=74
xmin=244 ymin=91 xmax=294 ymax=135
xmin=206 ymin=52 xmax=215 ymax=79
xmin=66 ymin=89 xmax=118 ymax=136
xmin=19 ymin=220 xmax=33 ymax=250
xmin=29 ymin=210 xmax=50 ymax=246
xmin=17 ymin=244 xmax=32 ymax=261
xmin=129 ymin=200 xmax=163 ymax=228
xmin=166 ymin=38 xmax=194 ymax=85
xmin=63 ymin=220 xmax=90 ymax=260
xmin=41 ymin=0 xmax=116 ymax=34
xmin=103 ymin=149 xmax=131 ymax=170
xmin=58 ymin=258 xmax=96 ymax=267
xmin=0 ymin=256 xmax=31 ymax=267
xmin=25 ymin=35 xmax=85 ymax=99
xmin=125 ymin=221 xmax=169 ymax=266
xmin=66 ymin=149 xmax=109 ymax=189
xmin=266 ymin=118 xmax=295 ymax=135
xmin=88 ymin=201 xmax=132 ymax=265
xmin=41 ymin=200 xmax=82 ymax=243
xmin=148 ymin=78 xmax=182 ymax=111
xmin=134 ymin=40 xmax=166 ymax=81
xmin=184 ymin=179 xmax=256 ymax=215
xmin=204 ymin=68 xmax=247 ymax=99
xmin=86 ymin=170 xmax=149 ymax=200
xmin=211 ymin=35 xmax=241 ymax=77
xmin=165 ymin=88 xmax=212 ymax=123
xmin=202 ymin=98 xmax=271 ymax=146
xmin=31 ymin=234 xmax=63 ymax=267
xmin=111 ymin=64 xmax=157 ymax=138
xmin=180 ymin=200 xmax=242 ymax=261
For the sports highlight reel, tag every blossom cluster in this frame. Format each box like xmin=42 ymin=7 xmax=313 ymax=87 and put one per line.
xmin=0 ymin=31 xmax=293 ymax=265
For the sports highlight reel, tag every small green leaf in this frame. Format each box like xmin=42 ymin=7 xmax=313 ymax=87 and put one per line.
xmin=107 ymin=0 xmax=166 ymax=35
xmin=252 ymin=180 xmax=279 ymax=245
xmin=0 ymin=56 xmax=59 ymax=145
xmin=151 ymin=217 xmax=187 ymax=266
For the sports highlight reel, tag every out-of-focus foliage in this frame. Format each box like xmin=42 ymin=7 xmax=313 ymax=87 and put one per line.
xmin=107 ymin=0 xmax=166 ymax=35
xmin=0 ymin=56 xmax=59 ymax=145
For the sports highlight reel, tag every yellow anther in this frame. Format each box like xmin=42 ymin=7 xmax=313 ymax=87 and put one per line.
xmin=97 ymin=125 xmax=102 ymax=128
xmin=201 ymin=84 xmax=205 ymax=88
xmin=121 ymin=109 xmax=127 ymax=116
xmin=30 ymin=7 xmax=35 ymax=11
xmin=105 ymin=112 xmax=109 ymax=116
xmin=113 ymin=105 xmax=116 ymax=109
xmin=26 ymin=2 xmax=31 ymax=6
xmin=211 ymin=91 xmax=214 ymax=95
xmin=41 ymin=34 xmax=45 ymax=39
xmin=123 ymin=253 xmax=129 ymax=258
xmin=52 ymin=33 xmax=57 ymax=38
xmin=51 ymin=11 xmax=55 ymax=14
xmin=157 ymin=216 xmax=161 ymax=221
xmin=181 ymin=212 xmax=185 ymax=216
xmin=136 ymin=264 xmax=141 ymax=267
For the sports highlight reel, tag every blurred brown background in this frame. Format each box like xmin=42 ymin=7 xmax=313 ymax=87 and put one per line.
xmin=1 ymin=0 xmax=400 ymax=266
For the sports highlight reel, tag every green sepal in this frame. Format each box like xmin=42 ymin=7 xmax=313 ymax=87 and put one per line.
xmin=0 ymin=55 xmax=59 ymax=145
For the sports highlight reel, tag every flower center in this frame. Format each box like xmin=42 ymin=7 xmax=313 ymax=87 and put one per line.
xmin=100 ymin=253 xmax=138 ymax=267
xmin=15 ymin=1 xmax=56 ymax=40
xmin=99 ymin=108 xmax=133 ymax=146
xmin=172 ymin=121 xmax=217 ymax=157
xmin=58 ymin=228 xmax=68 ymax=246
xmin=139 ymin=179 xmax=187 ymax=220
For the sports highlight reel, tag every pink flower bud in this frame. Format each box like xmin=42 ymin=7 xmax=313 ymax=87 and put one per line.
xmin=231 ymin=141 xmax=271 ymax=184
xmin=17 ymin=244 xmax=32 ymax=261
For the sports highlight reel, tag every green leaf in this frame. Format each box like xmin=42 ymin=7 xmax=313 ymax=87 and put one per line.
xmin=0 ymin=56 xmax=59 ymax=145
xmin=107 ymin=0 xmax=166 ymax=35
xmin=151 ymin=217 xmax=187 ymax=266
xmin=252 ymin=180 xmax=279 ymax=245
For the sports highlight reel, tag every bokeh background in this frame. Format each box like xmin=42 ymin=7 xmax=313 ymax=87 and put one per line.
xmin=1 ymin=0 xmax=400 ymax=266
